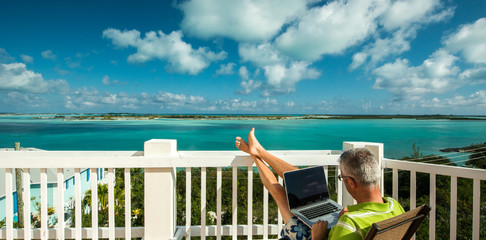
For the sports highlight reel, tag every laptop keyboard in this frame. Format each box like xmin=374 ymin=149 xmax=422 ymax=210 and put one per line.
xmin=299 ymin=202 xmax=340 ymax=219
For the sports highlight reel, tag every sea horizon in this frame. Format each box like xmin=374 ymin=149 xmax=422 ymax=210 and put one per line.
xmin=2 ymin=112 xmax=486 ymax=116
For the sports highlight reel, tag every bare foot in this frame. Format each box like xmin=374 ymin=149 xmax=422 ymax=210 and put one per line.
xmin=248 ymin=128 xmax=264 ymax=157
xmin=311 ymin=220 xmax=329 ymax=240
xmin=235 ymin=136 xmax=250 ymax=154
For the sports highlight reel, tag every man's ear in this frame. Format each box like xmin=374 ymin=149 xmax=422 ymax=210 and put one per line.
xmin=347 ymin=177 xmax=358 ymax=190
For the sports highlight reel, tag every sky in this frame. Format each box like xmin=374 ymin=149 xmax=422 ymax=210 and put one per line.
xmin=0 ymin=0 xmax=485 ymax=115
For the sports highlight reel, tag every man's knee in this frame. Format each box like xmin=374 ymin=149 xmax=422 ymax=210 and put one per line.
xmin=281 ymin=216 xmax=312 ymax=240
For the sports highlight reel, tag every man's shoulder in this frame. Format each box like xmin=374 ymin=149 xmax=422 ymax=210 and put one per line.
xmin=330 ymin=197 xmax=405 ymax=239
xmin=385 ymin=197 xmax=406 ymax=214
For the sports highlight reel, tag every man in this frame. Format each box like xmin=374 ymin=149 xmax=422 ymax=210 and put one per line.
xmin=235 ymin=128 xmax=404 ymax=240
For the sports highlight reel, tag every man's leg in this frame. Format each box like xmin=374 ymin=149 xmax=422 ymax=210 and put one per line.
xmin=236 ymin=128 xmax=297 ymax=178
xmin=238 ymin=134 xmax=311 ymax=239
xmin=252 ymin=155 xmax=294 ymax=223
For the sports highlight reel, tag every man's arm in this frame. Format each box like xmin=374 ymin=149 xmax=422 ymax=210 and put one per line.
xmin=311 ymin=220 xmax=329 ymax=240
xmin=311 ymin=208 xmax=349 ymax=240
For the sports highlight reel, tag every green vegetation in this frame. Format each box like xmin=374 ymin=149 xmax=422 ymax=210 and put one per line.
xmin=174 ymin=167 xmax=338 ymax=239
xmin=32 ymin=113 xmax=486 ymax=121
xmin=36 ymin=113 xmax=298 ymax=121
xmin=70 ymin=168 xmax=145 ymax=228
xmin=440 ymin=142 xmax=486 ymax=169
xmin=383 ymin=142 xmax=486 ymax=240
xmin=0 ymin=197 xmax=57 ymax=229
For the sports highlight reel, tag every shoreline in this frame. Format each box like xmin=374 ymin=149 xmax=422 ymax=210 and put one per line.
xmin=22 ymin=113 xmax=486 ymax=121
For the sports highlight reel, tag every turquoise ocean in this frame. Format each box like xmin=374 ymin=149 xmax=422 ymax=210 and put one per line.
xmin=1 ymin=115 xmax=486 ymax=163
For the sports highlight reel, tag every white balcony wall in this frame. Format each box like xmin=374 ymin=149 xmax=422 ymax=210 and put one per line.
xmin=0 ymin=140 xmax=484 ymax=240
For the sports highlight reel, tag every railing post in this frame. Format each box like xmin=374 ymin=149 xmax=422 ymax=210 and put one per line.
xmin=144 ymin=139 xmax=177 ymax=240
xmin=342 ymin=142 xmax=384 ymax=207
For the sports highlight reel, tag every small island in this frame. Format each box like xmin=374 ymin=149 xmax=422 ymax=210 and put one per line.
xmin=30 ymin=113 xmax=486 ymax=121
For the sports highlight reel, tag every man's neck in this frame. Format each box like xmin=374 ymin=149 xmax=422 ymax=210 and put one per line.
xmin=355 ymin=186 xmax=383 ymax=204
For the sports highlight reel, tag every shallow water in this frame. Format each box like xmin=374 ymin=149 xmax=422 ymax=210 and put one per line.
xmin=1 ymin=115 xmax=485 ymax=162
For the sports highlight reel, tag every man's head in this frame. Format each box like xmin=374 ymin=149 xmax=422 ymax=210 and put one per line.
xmin=338 ymin=148 xmax=380 ymax=188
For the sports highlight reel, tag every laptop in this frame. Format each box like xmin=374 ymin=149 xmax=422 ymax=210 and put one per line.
xmin=284 ymin=166 xmax=343 ymax=229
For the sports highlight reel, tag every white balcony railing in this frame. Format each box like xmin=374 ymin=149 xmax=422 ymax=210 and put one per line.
xmin=0 ymin=140 xmax=484 ymax=240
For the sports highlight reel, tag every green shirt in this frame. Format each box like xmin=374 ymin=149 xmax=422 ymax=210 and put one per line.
xmin=328 ymin=197 xmax=405 ymax=239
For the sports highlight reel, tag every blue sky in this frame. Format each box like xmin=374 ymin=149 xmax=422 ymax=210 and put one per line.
xmin=0 ymin=0 xmax=485 ymax=114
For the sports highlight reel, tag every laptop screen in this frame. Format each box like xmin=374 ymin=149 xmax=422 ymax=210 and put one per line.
xmin=285 ymin=166 xmax=330 ymax=209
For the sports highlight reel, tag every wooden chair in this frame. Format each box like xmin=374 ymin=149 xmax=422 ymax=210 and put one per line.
xmin=364 ymin=204 xmax=431 ymax=240
xmin=278 ymin=204 xmax=430 ymax=240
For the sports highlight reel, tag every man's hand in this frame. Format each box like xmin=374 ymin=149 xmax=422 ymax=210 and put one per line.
xmin=339 ymin=207 xmax=348 ymax=218
xmin=311 ymin=220 xmax=329 ymax=240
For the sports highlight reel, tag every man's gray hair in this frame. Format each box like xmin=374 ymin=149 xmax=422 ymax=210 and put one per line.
xmin=338 ymin=148 xmax=380 ymax=187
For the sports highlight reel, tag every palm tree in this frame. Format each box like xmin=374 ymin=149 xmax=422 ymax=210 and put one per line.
xmin=77 ymin=168 xmax=145 ymax=227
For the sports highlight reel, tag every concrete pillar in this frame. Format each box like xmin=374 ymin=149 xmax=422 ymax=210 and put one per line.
xmin=341 ymin=142 xmax=384 ymax=207
xmin=144 ymin=139 xmax=177 ymax=240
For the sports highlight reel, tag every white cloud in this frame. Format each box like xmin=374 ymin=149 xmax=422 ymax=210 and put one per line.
xmin=0 ymin=61 xmax=69 ymax=98
xmin=444 ymin=18 xmax=486 ymax=64
xmin=350 ymin=52 xmax=369 ymax=70
xmin=261 ymin=97 xmax=279 ymax=107
xmin=41 ymin=50 xmax=57 ymax=60
xmin=373 ymin=50 xmax=460 ymax=100
xmin=239 ymin=43 xmax=320 ymax=95
xmin=68 ymin=87 xmax=101 ymax=108
xmin=117 ymin=92 xmax=139 ymax=109
xmin=0 ymin=63 xmax=49 ymax=93
xmin=285 ymin=101 xmax=295 ymax=108
xmin=101 ymin=93 xmax=118 ymax=104
xmin=21 ymin=54 xmax=34 ymax=63
xmin=370 ymin=17 xmax=486 ymax=102
xmin=263 ymin=61 xmax=320 ymax=94
xmin=276 ymin=0 xmax=385 ymax=61
xmin=4 ymin=92 xmax=49 ymax=108
xmin=103 ymin=28 xmax=226 ymax=75
xmin=176 ymin=0 xmax=456 ymax=98
xmin=102 ymin=75 xmax=111 ymax=85
xmin=350 ymin=29 xmax=412 ymax=70
xmin=381 ymin=0 xmax=451 ymax=30
xmin=54 ymin=67 xmax=70 ymax=76
xmin=214 ymin=97 xmax=310 ymax=113
xmin=237 ymin=66 xmax=262 ymax=95
xmin=64 ymin=57 xmax=82 ymax=69
xmin=102 ymin=75 xmax=124 ymax=86
xmin=64 ymin=96 xmax=76 ymax=109
xmin=239 ymin=66 xmax=249 ymax=80
xmin=179 ymin=0 xmax=308 ymax=41
xmin=216 ymin=62 xmax=236 ymax=75
xmin=66 ymin=88 xmax=141 ymax=110
xmin=154 ymin=91 xmax=207 ymax=107
xmin=182 ymin=0 xmax=426 ymax=64
xmin=49 ymin=79 xmax=70 ymax=94
xmin=459 ymin=67 xmax=486 ymax=85
xmin=0 ymin=48 xmax=14 ymax=63
xmin=239 ymin=79 xmax=262 ymax=95
xmin=446 ymin=90 xmax=486 ymax=107
xmin=350 ymin=0 xmax=453 ymax=69
xmin=217 ymin=98 xmax=258 ymax=111
xmin=102 ymin=29 xmax=140 ymax=47
xmin=418 ymin=91 xmax=486 ymax=111
xmin=239 ymin=43 xmax=284 ymax=66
